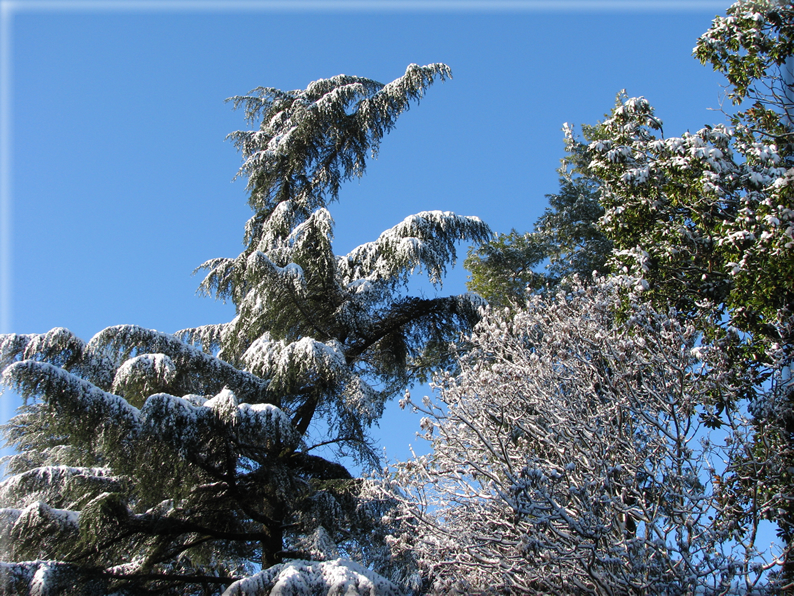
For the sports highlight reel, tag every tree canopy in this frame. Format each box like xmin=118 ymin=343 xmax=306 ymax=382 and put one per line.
xmin=461 ymin=0 xmax=794 ymax=586
xmin=587 ymin=2 xmax=793 ymax=574
xmin=1 ymin=1 xmax=792 ymax=594
xmin=384 ymin=277 xmax=772 ymax=594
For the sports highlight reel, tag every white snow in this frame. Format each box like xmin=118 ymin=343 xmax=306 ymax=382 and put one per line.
xmin=222 ymin=558 xmax=403 ymax=596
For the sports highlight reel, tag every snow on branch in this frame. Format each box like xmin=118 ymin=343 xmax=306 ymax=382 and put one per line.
xmin=175 ymin=320 xmax=238 ymax=359
xmin=340 ymin=211 xmax=491 ymax=287
xmin=242 ymin=336 xmax=347 ymax=393
xmin=194 ymin=256 xmax=243 ymax=303
xmin=0 ymin=466 xmax=119 ymax=510
xmin=381 ymin=278 xmax=763 ymax=594
xmin=0 ymin=328 xmax=85 ymax=372
xmin=246 ymin=251 xmax=308 ymax=297
xmin=2 ymin=360 xmax=142 ymax=447
xmin=141 ymin=388 xmax=300 ymax=459
xmin=286 ymin=209 xmax=335 ymax=260
xmin=0 ymin=560 xmax=83 ymax=596
xmin=5 ymin=500 xmax=80 ymax=561
xmin=222 ymin=558 xmax=403 ymax=596
xmin=356 ymin=63 xmax=452 ymax=156
xmin=86 ymin=325 xmax=271 ymax=405
xmin=111 ymin=353 xmax=177 ymax=407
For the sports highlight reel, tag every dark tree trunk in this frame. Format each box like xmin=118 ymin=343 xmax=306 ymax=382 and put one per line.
xmin=261 ymin=520 xmax=284 ymax=569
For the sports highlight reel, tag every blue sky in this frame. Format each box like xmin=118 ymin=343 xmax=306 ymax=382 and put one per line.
xmin=1 ymin=0 xmax=735 ymax=465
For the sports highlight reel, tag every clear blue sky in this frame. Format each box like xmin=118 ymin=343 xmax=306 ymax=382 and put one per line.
xmin=2 ymin=1 xmax=734 ymax=465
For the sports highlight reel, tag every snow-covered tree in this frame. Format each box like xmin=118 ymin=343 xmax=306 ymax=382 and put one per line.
xmin=381 ymin=277 xmax=778 ymax=594
xmin=583 ymin=0 xmax=794 ymax=578
xmin=0 ymin=64 xmax=490 ymax=595
xmin=464 ymin=0 xmax=793 ymax=582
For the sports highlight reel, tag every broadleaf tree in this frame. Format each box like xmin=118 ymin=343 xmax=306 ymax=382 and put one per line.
xmin=583 ymin=0 xmax=794 ymax=578
xmin=463 ymin=0 xmax=794 ymax=582
xmin=382 ymin=277 xmax=777 ymax=594
xmin=0 ymin=63 xmax=491 ymax=595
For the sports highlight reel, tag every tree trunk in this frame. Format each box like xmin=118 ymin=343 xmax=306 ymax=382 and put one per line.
xmin=261 ymin=520 xmax=284 ymax=569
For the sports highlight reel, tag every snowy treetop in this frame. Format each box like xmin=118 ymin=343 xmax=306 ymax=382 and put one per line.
xmin=227 ymin=63 xmax=451 ymax=218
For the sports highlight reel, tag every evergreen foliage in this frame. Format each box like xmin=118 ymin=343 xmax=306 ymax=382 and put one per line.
xmin=0 ymin=64 xmax=490 ymax=595
xmin=464 ymin=126 xmax=611 ymax=306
